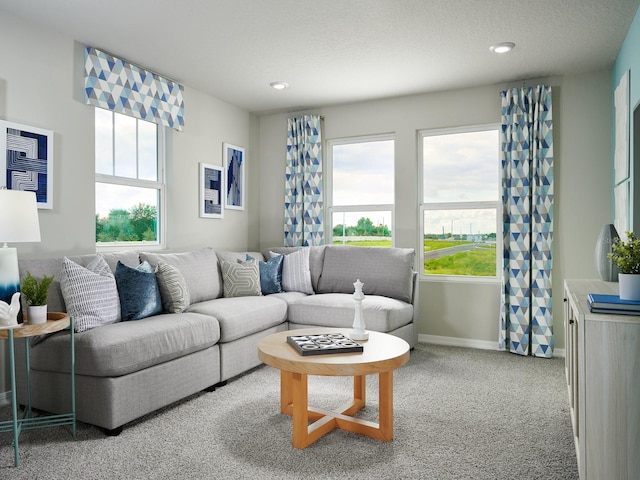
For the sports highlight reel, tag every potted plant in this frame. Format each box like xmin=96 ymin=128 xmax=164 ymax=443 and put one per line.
xmin=608 ymin=231 xmax=640 ymax=301
xmin=21 ymin=271 xmax=54 ymax=325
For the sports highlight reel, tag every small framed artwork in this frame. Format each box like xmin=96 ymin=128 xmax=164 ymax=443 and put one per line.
xmin=199 ymin=162 xmax=224 ymax=219
xmin=0 ymin=120 xmax=53 ymax=209
xmin=223 ymin=143 xmax=245 ymax=210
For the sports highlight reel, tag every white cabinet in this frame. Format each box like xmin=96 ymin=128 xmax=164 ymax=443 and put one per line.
xmin=563 ymin=279 xmax=640 ymax=480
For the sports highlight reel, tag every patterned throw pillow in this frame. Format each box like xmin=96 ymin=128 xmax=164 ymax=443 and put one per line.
xmin=271 ymin=248 xmax=314 ymax=294
xmin=220 ymin=259 xmax=262 ymax=298
xmin=155 ymin=262 xmax=191 ymax=313
xmin=114 ymin=261 xmax=163 ymax=321
xmin=61 ymin=256 xmax=120 ymax=333
xmin=246 ymin=254 xmax=283 ymax=294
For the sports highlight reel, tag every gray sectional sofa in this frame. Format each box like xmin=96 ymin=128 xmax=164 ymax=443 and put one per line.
xmin=14 ymin=245 xmax=417 ymax=434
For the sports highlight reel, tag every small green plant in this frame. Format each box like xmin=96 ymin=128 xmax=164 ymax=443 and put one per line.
xmin=608 ymin=231 xmax=640 ymax=274
xmin=21 ymin=271 xmax=54 ymax=306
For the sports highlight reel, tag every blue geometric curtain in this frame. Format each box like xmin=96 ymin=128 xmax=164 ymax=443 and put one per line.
xmin=284 ymin=115 xmax=324 ymax=246
xmin=499 ymin=85 xmax=554 ymax=358
xmin=84 ymin=46 xmax=184 ymax=131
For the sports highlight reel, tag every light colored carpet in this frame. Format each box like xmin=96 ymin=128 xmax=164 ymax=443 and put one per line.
xmin=0 ymin=343 xmax=578 ymax=479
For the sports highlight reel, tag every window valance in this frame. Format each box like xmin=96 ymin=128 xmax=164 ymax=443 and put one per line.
xmin=84 ymin=46 xmax=184 ymax=131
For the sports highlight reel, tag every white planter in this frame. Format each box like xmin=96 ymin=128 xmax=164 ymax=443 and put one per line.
xmin=619 ymin=274 xmax=640 ymax=301
xmin=27 ymin=305 xmax=48 ymax=325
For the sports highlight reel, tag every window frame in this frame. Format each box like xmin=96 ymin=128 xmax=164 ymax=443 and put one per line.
xmin=95 ymin=109 xmax=166 ymax=252
xmin=418 ymin=124 xmax=501 ymax=283
xmin=326 ymin=134 xmax=395 ymax=246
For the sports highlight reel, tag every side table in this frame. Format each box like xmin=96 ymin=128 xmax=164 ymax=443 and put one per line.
xmin=0 ymin=312 xmax=76 ymax=467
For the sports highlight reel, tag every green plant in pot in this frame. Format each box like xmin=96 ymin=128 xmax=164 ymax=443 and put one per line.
xmin=21 ymin=271 xmax=54 ymax=325
xmin=608 ymin=231 xmax=640 ymax=301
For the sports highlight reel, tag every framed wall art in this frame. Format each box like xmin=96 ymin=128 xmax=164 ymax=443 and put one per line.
xmin=614 ymin=180 xmax=630 ymax=240
xmin=223 ymin=142 xmax=245 ymax=210
xmin=614 ymin=70 xmax=630 ymax=185
xmin=0 ymin=120 xmax=53 ymax=209
xmin=199 ymin=162 xmax=224 ymax=219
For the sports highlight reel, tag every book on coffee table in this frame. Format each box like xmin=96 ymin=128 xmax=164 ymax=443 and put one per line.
xmin=287 ymin=333 xmax=364 ymax=356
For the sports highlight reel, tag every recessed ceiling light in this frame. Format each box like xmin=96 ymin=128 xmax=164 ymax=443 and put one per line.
xmin=490 ymin=42 xmax=516 ymax=54
xmin=269 ymin=81 xmax=289 ymax=90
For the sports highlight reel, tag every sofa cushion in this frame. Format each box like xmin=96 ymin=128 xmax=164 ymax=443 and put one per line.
xmin=28 ymin=312 xmax=221 ymax=377
xmin=287 ymin=293 xmax=413 ymax=333
xmin=271 ymin=248 xmax=314 ymax=294
xmin=115 ymin=261 xmax=162 ymax=321
xmin=316 ymin=246 xmax=415 ymax=303
xmin=247 ymin=254 xmax=283 ymax=294
xmin=155 ymin=262 xmax=191 ymax=313
xmin=139 ymin=248 xmax=221 ymax=303
xmin=187 ymin=296 xmax=287 ymax=343
xmin=220 ymin=258 xmax=262 ymax=297
xmin=61 ymin=256 xmax=121 ymax=333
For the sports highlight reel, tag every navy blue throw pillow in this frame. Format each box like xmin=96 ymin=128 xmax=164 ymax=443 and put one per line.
xmin=246 ymin=254 xmax=284 ymax=295
xmin=115 ymin=261 xmax=162 ymax=321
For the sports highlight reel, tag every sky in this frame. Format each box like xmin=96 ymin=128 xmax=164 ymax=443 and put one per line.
xmin=421 ymin=128 xmax=499 ymax=235
xmin=95 ymin=109 xmax=159 ymax=218
xmin=330 ymin=128 xmax=499 ymax=235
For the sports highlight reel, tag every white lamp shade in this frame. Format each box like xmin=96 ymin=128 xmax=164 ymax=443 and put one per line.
xmin=0 ymin=189 xmax=41 ymax=244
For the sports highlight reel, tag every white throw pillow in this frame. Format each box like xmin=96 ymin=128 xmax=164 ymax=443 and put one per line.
xmin=61 ymin=256 xmax=120 ymax=333
xmin=271 ymin=248 xmax=314 ymax=295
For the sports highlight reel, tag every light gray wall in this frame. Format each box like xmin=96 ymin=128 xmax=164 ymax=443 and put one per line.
xmin=257 ymin=71 xmax=613 ymax=352
xmin=0 ymin=12 xmax=252 ymax=397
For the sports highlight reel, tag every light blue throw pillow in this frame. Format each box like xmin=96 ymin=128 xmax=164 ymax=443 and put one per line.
xmin=247 ymin=254 xmax=283 ymax=295
xmin=115 ymin=261 xmax=162 ymax=321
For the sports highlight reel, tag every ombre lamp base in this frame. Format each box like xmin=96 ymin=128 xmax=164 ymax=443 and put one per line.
xmin=0 ymin=246 xmax=22 ymax=324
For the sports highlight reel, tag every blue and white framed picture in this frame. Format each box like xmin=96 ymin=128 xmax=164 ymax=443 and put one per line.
xmin=199 ymin=162 xmax=224 ymax=219
xmin=223 ymin=142 xmax=245 ymax=211
xmin=0 ymin=120 xmax=53 ymax=209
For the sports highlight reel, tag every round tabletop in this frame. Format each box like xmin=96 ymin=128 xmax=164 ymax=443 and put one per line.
xmin=258 ymin=327 xmax=410 ymax=376
xmin=0 ymin=312 xmax=70 ymax=339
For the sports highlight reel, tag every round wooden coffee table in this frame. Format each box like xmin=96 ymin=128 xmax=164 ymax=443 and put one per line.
xmin=258 ymin=327 xmax=410 ymax=449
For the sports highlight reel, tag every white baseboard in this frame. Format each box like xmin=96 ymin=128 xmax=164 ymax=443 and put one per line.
xmin=419 ymin=334 xmax=565 ymax=358
xmin=0 ymin=390 xmax=10 ymax=407
xmin=419 ymin=334 xmax=499 ymax=351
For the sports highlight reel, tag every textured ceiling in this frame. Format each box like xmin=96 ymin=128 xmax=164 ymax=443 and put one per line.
xmin=0 ymin=0 xmax=638 ymax=114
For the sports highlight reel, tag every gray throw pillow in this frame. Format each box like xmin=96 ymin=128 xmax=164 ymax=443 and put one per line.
xmin=221 ymin=259 xmax=262 ymax=297
xmin=60 ymin=256 xmax=120 ymax=333
xmin=155 ymin=262 xmax=191 ymax=313
xmin=114 ymin=261 xmax=162 ymax=321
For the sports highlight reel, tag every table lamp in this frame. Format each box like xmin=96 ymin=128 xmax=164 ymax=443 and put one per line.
xmin=0 ymin=188 xmax=41 ymax=324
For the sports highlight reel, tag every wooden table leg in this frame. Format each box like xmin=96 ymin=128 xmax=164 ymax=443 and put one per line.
xmin=378 ymin=370 xmax=393 ymax=441
xmin=291 ymin=372 xmax=309 ymax=449
xmin=280 ymin=370 xmax=292 ymax=413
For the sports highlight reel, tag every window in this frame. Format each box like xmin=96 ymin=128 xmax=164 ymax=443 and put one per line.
xmin=327 ymin=135 xmax=394 ymax=247
xmin=420 ymin=126 xmax=500 ymax=279
xmin=95 ymin=108 xmax=165 ymax=248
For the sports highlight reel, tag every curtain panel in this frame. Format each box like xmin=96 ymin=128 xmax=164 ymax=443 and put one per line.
xmin=499 ymin=85 xmax=554 ymax=358
xmin=284 ymin=115 xmax=324 ymax=246
xmin=84 ymin=46 xmax=184 ymax=131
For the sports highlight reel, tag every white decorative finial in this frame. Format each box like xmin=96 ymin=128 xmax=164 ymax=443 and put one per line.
xmin=0 ymin=292 xmax=21 ymax=327
xmin=351 ymin=279 xmax=368 ymax=341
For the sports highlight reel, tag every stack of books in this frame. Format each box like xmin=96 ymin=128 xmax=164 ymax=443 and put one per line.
xmin=588 ymin=293 xmax=640 ymax=315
